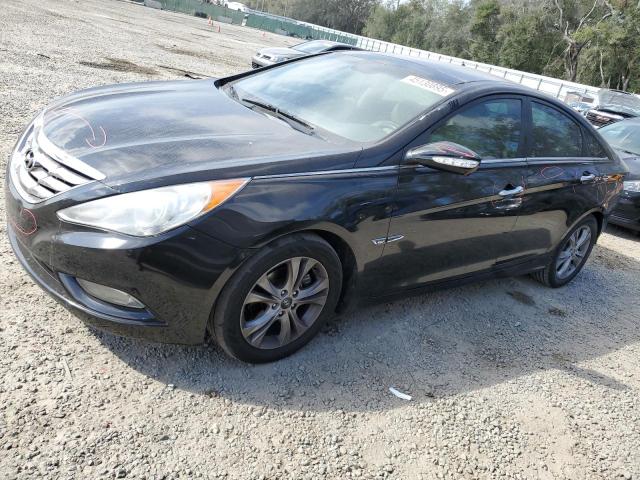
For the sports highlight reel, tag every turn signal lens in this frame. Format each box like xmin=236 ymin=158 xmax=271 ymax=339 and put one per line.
xmin=77 ymin=278 xmax=145 ymax=309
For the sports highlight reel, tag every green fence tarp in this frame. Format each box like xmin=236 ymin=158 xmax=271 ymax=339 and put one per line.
xmin=245 ymin=14 xmax=356 ymax=44
xmin=159 ymin=0 xmax=245 ymax=25
xmin=156 ymin=0 xmax=357 ymax=45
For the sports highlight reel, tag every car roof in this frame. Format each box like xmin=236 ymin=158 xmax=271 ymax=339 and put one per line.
xmin=341 ymin=51 xmax=510 ymax=86
xmin=301 ymin=40 xmax=344 ymax=47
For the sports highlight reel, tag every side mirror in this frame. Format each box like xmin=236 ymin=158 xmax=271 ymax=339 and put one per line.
xmin=405 ymin=141 xmax=481 ymax=175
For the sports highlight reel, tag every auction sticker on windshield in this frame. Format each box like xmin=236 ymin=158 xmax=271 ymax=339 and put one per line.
xmin=401 ymin=75 xmax=455 ymax=97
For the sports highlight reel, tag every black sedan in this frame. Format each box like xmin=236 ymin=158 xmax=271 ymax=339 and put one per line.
xmin=6 ymin=52 xmax=626 ymax=362
xmin=599 ymin=118 xmax=640 ymax=231
xmin=251 ymin=39 xmax=360 ymax=68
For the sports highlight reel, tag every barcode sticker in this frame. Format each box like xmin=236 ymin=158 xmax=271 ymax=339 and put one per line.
xmin=401 ymin=75 xmax=455 ymax=96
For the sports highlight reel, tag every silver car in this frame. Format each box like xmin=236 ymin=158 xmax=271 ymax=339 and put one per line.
xmin=251 ymin=39 xmax=360 ymax=68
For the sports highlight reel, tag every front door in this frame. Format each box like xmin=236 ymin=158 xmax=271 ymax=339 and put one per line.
xmin=374 ymin=96 xmax=529 ymax=292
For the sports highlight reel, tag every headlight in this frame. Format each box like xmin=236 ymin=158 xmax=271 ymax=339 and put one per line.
xmin=57 ymin=179 xmax=249 ymax=236
xmin=623 ymin=181 xmax=640 ymax=192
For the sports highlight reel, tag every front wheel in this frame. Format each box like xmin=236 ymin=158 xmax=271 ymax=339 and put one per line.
xmin=531 ymin=216 xmax=598 ymax=288
xmin=210 ymin=234 xmax=342 ymax=363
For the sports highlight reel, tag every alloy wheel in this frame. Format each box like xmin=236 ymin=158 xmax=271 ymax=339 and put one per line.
xmin=555 ymin=225 xmax=592 ymax=280
xmin=240 ymin=257 xmax=329 ymax=350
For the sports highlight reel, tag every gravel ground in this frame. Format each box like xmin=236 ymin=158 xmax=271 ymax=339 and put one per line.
xmin=2 ymin=1 xmax=640 ymax=479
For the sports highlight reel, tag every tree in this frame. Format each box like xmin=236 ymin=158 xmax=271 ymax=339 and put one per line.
xmin=469 ymin=0 xmax=502 ymax=64
xmin=578 ymin=1 xmax=640 ymax=90
xmin=551 ymin=0 xmax=613 ymax=81
xmin=497 ymin=3 xmax=564 ymax=76
xmin=291 ymin=0 xmax=379 ymax=34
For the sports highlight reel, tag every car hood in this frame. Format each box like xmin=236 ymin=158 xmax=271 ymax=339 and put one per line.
xmin=259 ymin=47 xmax=304 ymax=58
xmin=594 ymin=107 xmax=638 ymax=119
xmin=40 ymin=80 xmax=359 ymax=191
xmin=616 ymin=149 xmax=640 ymax=180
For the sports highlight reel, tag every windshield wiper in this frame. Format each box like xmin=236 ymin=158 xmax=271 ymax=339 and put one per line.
xmin=619 ymin=148 xmax=640 ymax=156
xmin=241 ymin=97 xmax=278 ymax=113
xmin=241 ymin=97 xmax=316 ymax=134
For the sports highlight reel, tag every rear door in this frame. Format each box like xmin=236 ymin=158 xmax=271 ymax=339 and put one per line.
xmin=374 ymin=96 xmax=529 ymax=292
xmin=515 ymin=99 xmax=610 ymax=256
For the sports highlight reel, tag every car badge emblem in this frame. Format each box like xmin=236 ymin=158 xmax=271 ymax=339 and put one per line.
xmin=24 ymin=150 xmax=37 ymax=171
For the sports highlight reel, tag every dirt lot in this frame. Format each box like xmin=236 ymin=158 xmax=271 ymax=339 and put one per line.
xmin=1 ymin=0 xmax=640 ymax=479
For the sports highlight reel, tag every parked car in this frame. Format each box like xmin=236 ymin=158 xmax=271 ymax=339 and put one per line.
xmin=224 ymin=1 xmax=248 ymax=12
xmin=251 ymin=39 xmax=360 ymax=69
xmin=564 ymin=91 xmax=594 ymax=115
xmin=567 ymin=101 xmax=592 ymax=115
xmin=585 ymin=89 xmax=640 ymax=128
xmin=598 ymin=118 xmax=640 ymax=231
xmin=6 ymin=52 xmax=626 ymax=362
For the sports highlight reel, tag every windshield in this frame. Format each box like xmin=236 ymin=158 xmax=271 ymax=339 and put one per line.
xmin=597 ymin=91 xmax=640 ymax=116
xmin=228 ymin=54 xmax=452 ymax=142
xmin=292 ymin=41 xmax=335 ymax=54
xmin=599 ymin=121 xmax=640 ymax=155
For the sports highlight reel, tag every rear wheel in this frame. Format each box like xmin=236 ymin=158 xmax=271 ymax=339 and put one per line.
xmin=210 ymin=234 xmax=342 ymax=363
xmin=532 ymin=216 xmax=598 ymax=288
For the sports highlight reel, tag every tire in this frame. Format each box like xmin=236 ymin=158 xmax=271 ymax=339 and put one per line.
xmin=531 ymin=215 xmax=598 ymax=288
xmin=210 ymin=233 xmax=342 ymax=363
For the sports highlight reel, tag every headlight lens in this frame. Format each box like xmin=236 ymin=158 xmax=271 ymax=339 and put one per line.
xmin=57 ymin=179 xmax=249 ymax=236
xmin=623 ymin=181 xmax=640 ymax=192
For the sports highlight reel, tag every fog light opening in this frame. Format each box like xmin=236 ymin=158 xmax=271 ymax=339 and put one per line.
xmin=76 ymin=278 xmax=145 ymax=309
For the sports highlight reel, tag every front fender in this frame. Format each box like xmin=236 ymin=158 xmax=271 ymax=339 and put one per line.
xmin=189 ymin=170 xmax=398 ymax=274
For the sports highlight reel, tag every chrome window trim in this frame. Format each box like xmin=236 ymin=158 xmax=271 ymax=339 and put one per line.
xmin=479 ymin=158 xmax=527 ymax=167
xmin=235 ymin=156 xmax=610 ymax=182
xmin=482 ymin=158 xmax=524 ymax=164
xmin=526 ymin=158 xmax=610 ymax=165
xmin=253 ymin=159 xmax=533 ymax=179
xmin=252 ymin=165 xmax=399 ymax=180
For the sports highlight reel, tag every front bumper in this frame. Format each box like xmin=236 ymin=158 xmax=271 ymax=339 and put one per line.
xmin=6 ymin=177 xmax=251 ymax=345
xmin=609 ymin=190 xmax=640 ymax=231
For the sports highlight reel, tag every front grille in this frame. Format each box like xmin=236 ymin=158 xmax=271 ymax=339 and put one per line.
xmin=586 ymin=111 xmax=608 ymax=127
xmin=586 ymin=111 xmax=619 ymax=128
xmin=10 ymin=114 xmax=105 ymax=203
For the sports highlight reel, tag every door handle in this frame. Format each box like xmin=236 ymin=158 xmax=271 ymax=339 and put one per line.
xmin=498 ymin=185 xmax=524 ymax=197
xmin=580 ymin=173 xmax=596 ymax=183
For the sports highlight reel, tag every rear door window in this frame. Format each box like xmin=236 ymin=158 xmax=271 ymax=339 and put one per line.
xmin=530 ymin=102 xmax=582 ymax=157
xmin=583 ymin=130 xmax=608 ymax=158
